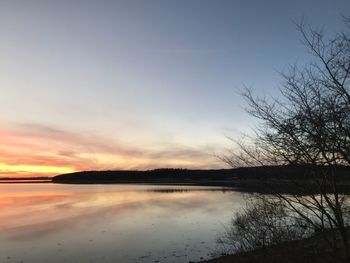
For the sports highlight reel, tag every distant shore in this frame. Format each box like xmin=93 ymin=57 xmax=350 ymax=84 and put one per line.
xmin=5 ymin=165 xmax=350 ymax=194
xmin=51 ymin=165 xmax=350 ymax=194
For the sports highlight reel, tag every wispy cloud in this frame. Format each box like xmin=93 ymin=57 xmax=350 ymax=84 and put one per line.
xmin=0 ymin=122 xmax=225 ymax=177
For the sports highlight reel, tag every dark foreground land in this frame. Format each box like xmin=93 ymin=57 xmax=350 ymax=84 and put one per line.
xmin=201 ymin=230 xmax=350 ymax=263
xmin=53 ymin=165 xmax=350 ymax=194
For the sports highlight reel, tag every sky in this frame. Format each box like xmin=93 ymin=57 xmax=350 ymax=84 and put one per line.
xmin=0 ymin=0 xmax=349 ymax=177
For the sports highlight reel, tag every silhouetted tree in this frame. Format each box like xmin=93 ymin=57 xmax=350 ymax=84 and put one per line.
xmin=225 ymin=17 xmax=350 ymax=258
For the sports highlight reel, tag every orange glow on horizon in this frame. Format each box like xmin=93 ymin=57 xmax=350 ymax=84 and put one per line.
xmin=0 ymin=124 xmax=225 ymax=178
xmin=0 ymin=163 xmax=75 ymax=177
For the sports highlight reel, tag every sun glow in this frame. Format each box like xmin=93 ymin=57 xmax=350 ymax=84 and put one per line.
xmin=0 ymin=163 xmax=75 ymax=177
xmin=0 ymin=124 xmax=224 ymax=178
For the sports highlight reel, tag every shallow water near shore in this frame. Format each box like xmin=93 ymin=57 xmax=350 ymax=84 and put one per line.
xmin=0 ymin=183 xmax=244 ymax=263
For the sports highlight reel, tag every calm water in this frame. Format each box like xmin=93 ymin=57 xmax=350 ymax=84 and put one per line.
xmin=0 ymin=184 xmax=245 ymax=263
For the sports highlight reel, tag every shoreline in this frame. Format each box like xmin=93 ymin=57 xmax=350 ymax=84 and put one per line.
xmin=200 ymin=230 xmax=350 ymax=263
xmin=52 ymin=179 xmax=350 ymax=195
xmin=51 ymin=166 xmax=350 ymax=194
xmin=2 ymin=177 xmax=350 ymax=195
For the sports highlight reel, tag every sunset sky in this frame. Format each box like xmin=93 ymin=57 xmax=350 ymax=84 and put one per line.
xmin=1 ymin=0 xmax=349 ymax=177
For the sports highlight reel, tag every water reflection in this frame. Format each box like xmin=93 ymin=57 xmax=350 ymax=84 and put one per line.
xmin=0 ymin=184 xmax=244 ymax=263
xmin=145 ymin=187 xmax=234 ymax=193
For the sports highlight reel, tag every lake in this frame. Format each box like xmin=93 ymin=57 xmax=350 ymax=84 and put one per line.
xmin=0 ymin=183 xmax=245 ymax=263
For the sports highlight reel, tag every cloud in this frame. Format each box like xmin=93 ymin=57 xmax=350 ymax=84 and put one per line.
xmin=0 ymin=122 xmax=225 ymax=177
xmin=13 ymin=123 xmax=143 ymax=157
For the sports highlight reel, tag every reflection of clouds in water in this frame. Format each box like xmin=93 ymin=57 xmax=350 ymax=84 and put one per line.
xmin=0 ymin=184 xmax=242 ymax=263
xmin=1 ymin=191 xmax=152 ymax=231
xmin=0 ymin=185 xmax=241 ymax=242
xmin=6 ymin=201 xmax=146 ymax=241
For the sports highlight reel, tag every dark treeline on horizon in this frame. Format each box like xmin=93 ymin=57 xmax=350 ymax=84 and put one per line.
xmin=53 ymin=165 xmax=350 ymax=184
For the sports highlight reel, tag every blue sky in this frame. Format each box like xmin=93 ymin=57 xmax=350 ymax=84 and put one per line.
xmin=0 ymin=0 xmax=349 ymax=175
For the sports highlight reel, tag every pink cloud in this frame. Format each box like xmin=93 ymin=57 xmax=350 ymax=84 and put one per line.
xmin=0 ymin=122 xmax=225 ymax=177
